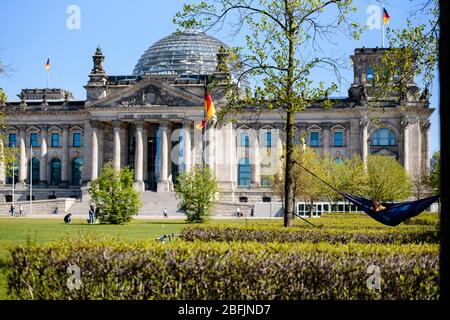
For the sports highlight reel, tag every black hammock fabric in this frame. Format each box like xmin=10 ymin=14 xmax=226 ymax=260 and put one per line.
xmin=293 ymin=159 xmax=440 ymax=227
xmin=340 ymin=193 xmax=440 ymax=227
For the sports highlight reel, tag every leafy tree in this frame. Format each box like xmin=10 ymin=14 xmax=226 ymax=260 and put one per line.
xmin=366 ymin=155 xmax=411 ymax=202
xmin=273 ymin=146 xmax=325 ymax=217
xmin=374 ymin=0 xmax=438 ymax=103
xmin=0 ymin=60 xmax=16 ymax=177
xmin=174 ymin=0 xmax=362 ymax=226
xmin=424 ymin=150 xmax=440 ymax=194
xmin=88 ymin=163 xmax=142 ymax=224
xmin=321 ymin=155 xmax=367 ymax=211
xmin=174 ymin=167 xmax=218 ymax=223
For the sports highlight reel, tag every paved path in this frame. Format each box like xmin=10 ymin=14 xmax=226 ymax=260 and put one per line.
xmin=0 ymin=214 xmax=282 ymax=220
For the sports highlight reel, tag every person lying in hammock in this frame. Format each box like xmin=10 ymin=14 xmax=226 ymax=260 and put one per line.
xmin=371 ymin=200 xmax=386 ymax=212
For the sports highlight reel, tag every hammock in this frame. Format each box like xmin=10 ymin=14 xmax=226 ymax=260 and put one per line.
xmin=340 ymin=193 xmax=440 ymax=227
xmin=294 ymin=160 xmax=440 ymax=226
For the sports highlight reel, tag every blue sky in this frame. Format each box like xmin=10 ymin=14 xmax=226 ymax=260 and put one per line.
xmin=0 ymin=0 xmax=440 ymax=154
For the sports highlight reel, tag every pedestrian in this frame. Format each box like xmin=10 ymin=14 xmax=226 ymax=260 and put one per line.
xmin=236 ymin=207 xmax=240 ymax=218
xmin=250 ymin=208 xmax=254 ymax=218
xmin=88 ymin=205 xmax=95 ymax=224
xmin=9 ymin=205 xmax=14 ymax=216
xmin=64 ymin=213 xmax=72 ymax=224
xmin=18 ymin=204 xmax=23 ymax=217
xmin=163 ymin=208 xmax=168 ymax=219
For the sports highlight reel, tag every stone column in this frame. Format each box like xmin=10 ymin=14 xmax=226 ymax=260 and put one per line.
xmin=18 ymin=126 xmax=27 ymax=185
xmin=420 ymin=120 xmax=431 ymax=173
xmin=112 ymin=121 xmax=122 ymax=170
xmin=360 ymin=117 xmax=369 ymax=165
xmin=182 ymin=121 xmax=192 ymax=173
xmin=134 ymin=121 xmax=145 ymax=191
xmin=205 ymin=127 xmax=215 ymax=173
xmin=0 ymin=137 xmax=5 ymax=185
xmin=90 ymin=121 xmax=99 ymax=181
xmin=157 ymin=121 xmax=170 ymax=192
xmin=323 ymin=123 xmax=330 ymax=155
xmin=251 ymin=126 xmax=260 ymax=186
xmin=61 ymin=124 xmax=70 ymax=187
xmin=39 ymin=125 xmax=48 ymax=185
xmin=401 ymin=117 xmax=410 ymax=173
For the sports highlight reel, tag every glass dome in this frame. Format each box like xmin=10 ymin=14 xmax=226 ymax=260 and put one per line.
xmin=133 ymin=32 xmax=227 ymax=76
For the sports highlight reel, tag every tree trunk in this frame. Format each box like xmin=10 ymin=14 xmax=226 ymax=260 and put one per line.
xmin=284 ymin=110 xmax=295 ymax=227
xmin=283 ymin=4 xmax=296 ymax=227
xmin=439 ymin=0 xmax=449 ymax=301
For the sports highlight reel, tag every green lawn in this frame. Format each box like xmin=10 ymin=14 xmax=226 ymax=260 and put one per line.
xmin=0 ymin=218 xmax=188 ymax=299
xmin=0 ymin=213 xmax=439 ymax=299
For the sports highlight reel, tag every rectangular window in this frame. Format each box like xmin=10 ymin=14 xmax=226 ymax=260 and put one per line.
xmin=51 ymin=133 xmax=60 ymax=147
xmin=333 ymin=132 xmax=343 ymax=147
xmin=264 ymin=132 xmax=272 ymax=148
xmin=8 ymin=133 xmax=17 ymax=148
xmin=310 ymin=132 xmax=319 ymax=147
xmin=241 ymin=132 xmax=250 ymax=147
xmin=30 ymin=133 xmax=39 ymax=147
xmin=73 ymin=133 xmax=81 ymax=147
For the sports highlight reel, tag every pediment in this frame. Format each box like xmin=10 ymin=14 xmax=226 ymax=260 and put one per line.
xmin=26 ymin=126 xmax=40 ymax=132
xmin=260 ymin=124 xmax=275 ymax=130
xmin=373 ymin=148 xmax=397 ymax=156
xmin=237 ymin=125 xmax=251 ymax=130
xmin=6 ymin=126 xmax=19 ymax=132
xmin=87 ymin=77 xmax=204 ymax=108
xmin=48 ymin=125 xmax=62 ymax=132
xmin=69 ymin=125 xmax=83 ymax=132
xmin=330 ymin=124 xmax=346 ymax=131
xmin=306 ymin=124 xmax=322 ymax=131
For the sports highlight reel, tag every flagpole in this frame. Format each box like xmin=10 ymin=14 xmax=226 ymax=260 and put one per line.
xmin=12 ymin=161 xmax=15 ymax=207
xmin=47 ymin=70 xmax=49 ymax=89
xmin=382 ymin=23 xmax=385 ymax=48
xmin=29 ymin=144 xmax=32 ymax=216
xmin=203 ymin=77 xmax=207 ymax=169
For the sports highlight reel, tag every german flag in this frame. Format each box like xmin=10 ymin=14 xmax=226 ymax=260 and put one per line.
xmin=204 ymin=92 xmax=216 ymax=123
xmin=383 ymin=8 xmax=390 ymax=25
xmin=196 ymin=91 xmax=217 ymax=129
xmin=44 ymin=58 xmax=51 ymax=71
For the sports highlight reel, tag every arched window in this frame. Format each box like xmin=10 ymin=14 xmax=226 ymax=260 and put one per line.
xmin=50 ymin=158 xmax=62 ymax=186
xmin=72 ymin=157 xmax=83 ymax=186
xmin=371 ymin=128 xmax=396 ymax=146
xmin=29 ymin=158 xmax=40 ymax=184
xmin=238 ymin=158 xmax=251 ymax=186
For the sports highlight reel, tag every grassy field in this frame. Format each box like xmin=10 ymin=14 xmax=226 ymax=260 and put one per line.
xmin=0 ymin=218 xmax=188 ymax=299
xmin=0 ymin=212 xmax=440 ymax=299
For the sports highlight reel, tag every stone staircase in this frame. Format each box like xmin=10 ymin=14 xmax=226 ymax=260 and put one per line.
xmin=48 ymin=191 xmax=284 ymax=218
xmin=138 ymin=191 xmax=182 ymax=216
xmin=67 ymin=191 xmax=183 ymax=217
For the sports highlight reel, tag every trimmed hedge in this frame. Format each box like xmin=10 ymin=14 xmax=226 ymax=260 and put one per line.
xmin=180 ymin=224 xmax=439 ymax=244
xmin=7 ymin=239 xmax=439 ymax=300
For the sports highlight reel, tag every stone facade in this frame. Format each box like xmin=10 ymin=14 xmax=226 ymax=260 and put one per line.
xmin=0 ymin=45 xmax=434 ymax=207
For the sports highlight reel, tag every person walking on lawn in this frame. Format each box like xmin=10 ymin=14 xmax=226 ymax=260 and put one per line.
xmin=88 ymin=205 xmax=95 ymax=224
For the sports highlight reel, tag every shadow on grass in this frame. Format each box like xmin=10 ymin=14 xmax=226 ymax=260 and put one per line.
xmin=142 ymin=221 xmax=187 ymax=225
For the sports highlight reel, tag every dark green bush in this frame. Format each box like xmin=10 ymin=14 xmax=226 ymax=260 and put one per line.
xmin=180 ymin=224 xmax=439 ymax=244
xmin=7 ymin=240 xmax=439 ymax=300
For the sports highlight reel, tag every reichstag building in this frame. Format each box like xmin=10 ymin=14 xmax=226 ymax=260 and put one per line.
xmin=0 ymin=32 xmax=434 ymax=215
